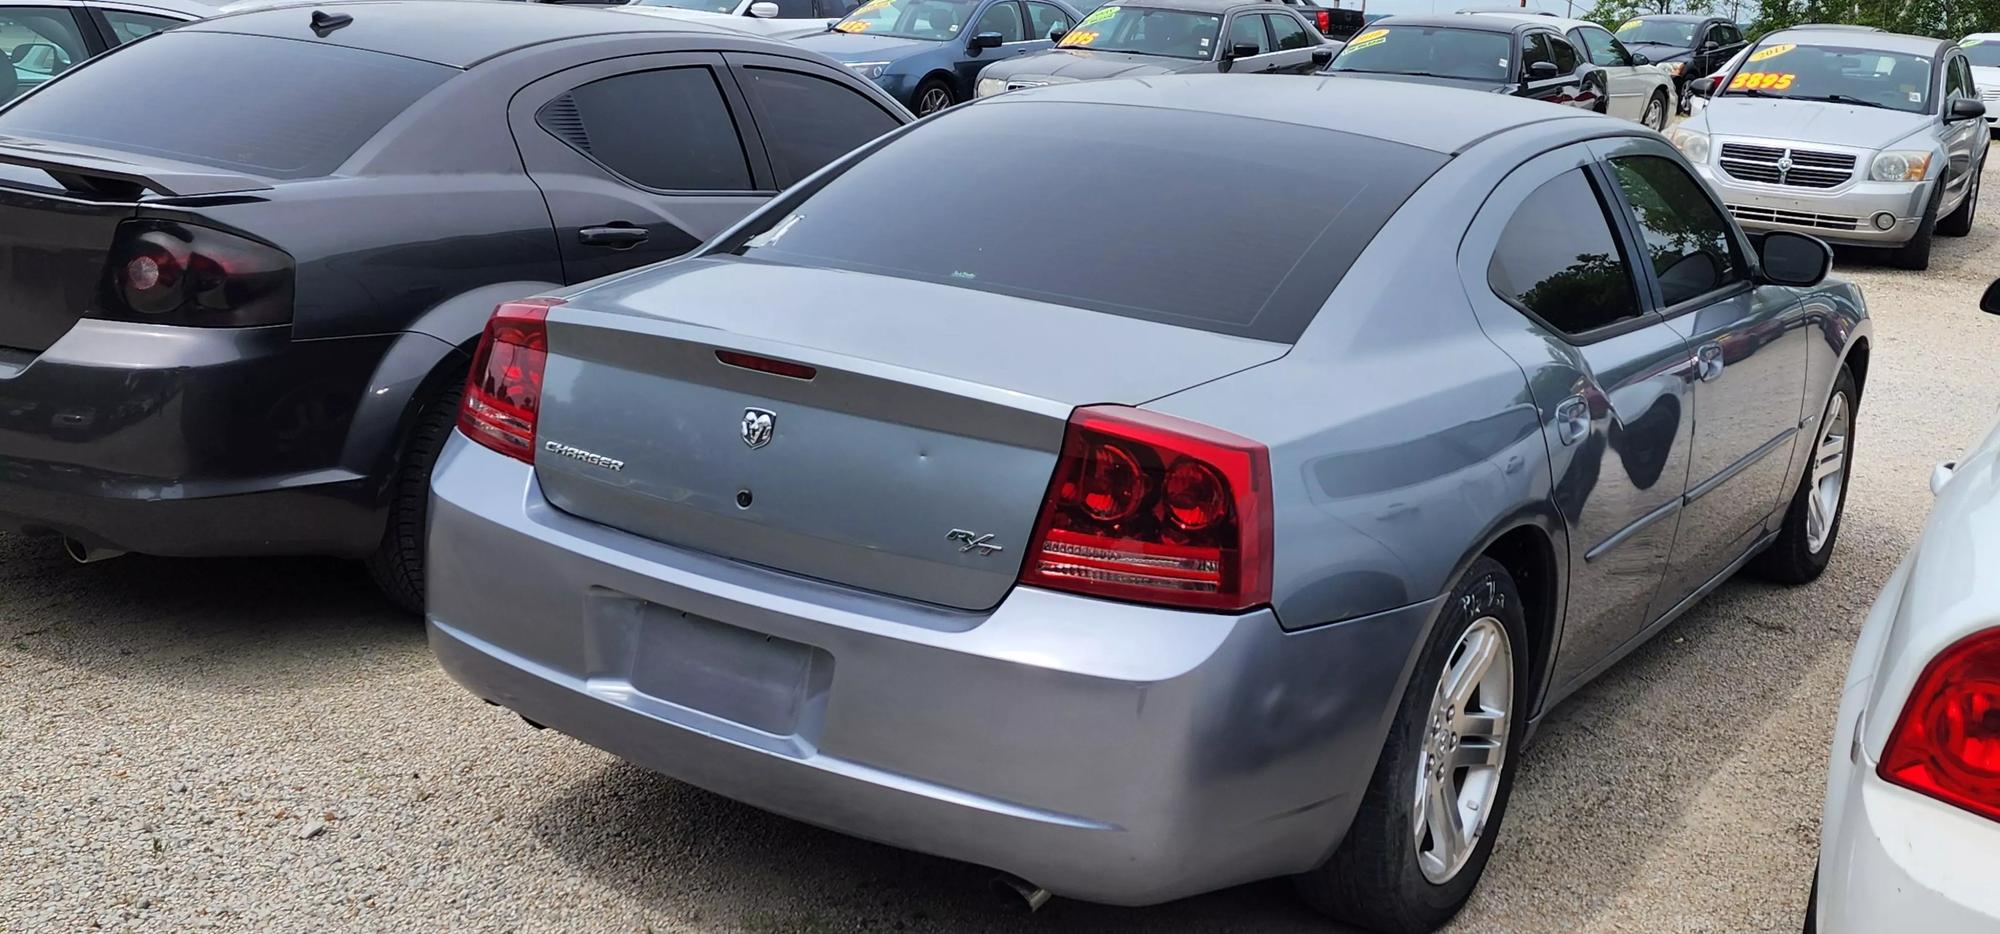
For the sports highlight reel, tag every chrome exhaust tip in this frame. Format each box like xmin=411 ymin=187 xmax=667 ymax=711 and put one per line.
xmin=991 ymin=874 xmax=1051 ymax=913
xmin=63 ymin=538 xmax=126 ymax=564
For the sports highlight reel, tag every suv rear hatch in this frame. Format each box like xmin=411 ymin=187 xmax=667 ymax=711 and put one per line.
xmin=531 ymin=260 xmax=1290 ymax=611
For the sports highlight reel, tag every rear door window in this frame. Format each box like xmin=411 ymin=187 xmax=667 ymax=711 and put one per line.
xmin=1521 ymin=32 xmax=1553 ymax=76
xmin=0 ymin=6 xmax=91 ymax=100
xmin=540 ymin=66 xmax=754 ymax=191
xmin=972 ymin=1 xmax=1024 ymax=41
xmin=1548 ymin=34 xmax=1580 ymax=73
xmin=0 ymin=31 xmax=450 ymax=177
xmin=98 ymin=9 xmax=181 ymax=44
xmin=1488 ymin=168 xmax=1643 ymax=337
xmin=732 ymin=101 xmax=1443 ymax=341
xmin=733 ymin=63 xmax=902 ymax=187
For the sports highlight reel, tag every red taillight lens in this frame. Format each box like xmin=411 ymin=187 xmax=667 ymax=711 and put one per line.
xmin=458 ymin=298 xmax=561 ymax=463
xmin=1878 ymin=628 xmax=2000 ymax=823
xmin=1316 ymin=9 xmax=1330 ymax=31
xmin=96 ymin=219 xmax=293 ymax=327
xmin=1019 ymin=405 xmax=1272 ymax=612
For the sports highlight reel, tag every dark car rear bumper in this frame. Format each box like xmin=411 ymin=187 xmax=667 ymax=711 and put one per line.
xmin=0 ymin=319 xmax=436 ymax=556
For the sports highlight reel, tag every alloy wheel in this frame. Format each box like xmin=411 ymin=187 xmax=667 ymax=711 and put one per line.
xmin=1644 ymin=95 xmax=1667 ymax=130
xmin=1413 ymin=616 xmax=1513 ymax=884
xmin=918 ymin=87 xmax=952 ymax=115
xmin=1806 ymin=392 xmax=1851 ymax=554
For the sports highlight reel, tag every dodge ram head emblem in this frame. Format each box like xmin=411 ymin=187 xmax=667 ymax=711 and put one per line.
xmin=741 ymin=408 xmax=776 ymax=449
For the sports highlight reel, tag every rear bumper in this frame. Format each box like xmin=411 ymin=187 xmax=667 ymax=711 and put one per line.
xmin=1815 ymin=749 xmax=2000 ymax=931
xmin=1693 ymin=164 xmax=1932 ymax=246
xmin=0 ymin=320 xmax=421 ymax=556
xmin=426 ymin=436 xmax=1440 ymax=905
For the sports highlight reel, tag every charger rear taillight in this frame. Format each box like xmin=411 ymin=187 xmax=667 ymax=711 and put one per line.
xmin=97 ymin=219 xmax=293 ymax=326
xmin=1019 ymin=406 xmax=1271 ymax=612
xmin=458 ymin=298 xmax=562 ymax=463
xmin=1878 ymin=628 xmax=2000 ymax=824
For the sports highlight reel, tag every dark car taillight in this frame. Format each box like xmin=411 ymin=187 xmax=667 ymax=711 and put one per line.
xmin=1019 ymin=405 xmax=1272 ymax=612
xmin=1878 ymin=628 xmax=2000 ymax=824
xmin=95 ymin=219 xmax=294 ymax=326
xmin=458 ymin=298 xmax=561 ymax=463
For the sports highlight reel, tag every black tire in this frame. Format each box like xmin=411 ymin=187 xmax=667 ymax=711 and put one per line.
xmin=912 ymin=77 xmax=954 ymax=116
xmin=1751 ymin=366 xmax=1857 ymax=585
xmin=1891 ymin=183 xmax=1940 ymax=270
xmin=1294 ymin=556 xmax=1529 ymax=934
xmin=1938 ymin=168 xmax=1980 ymax=237
xmin=365 ymin=378 xmax=465 ymax=614
xmin=1643 ymin=88 xmax=1670 ymax=131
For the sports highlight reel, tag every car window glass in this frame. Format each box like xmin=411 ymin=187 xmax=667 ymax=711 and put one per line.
xmin=737 ymin=66 xmax=900 ymax=187
xmin=1267 ymin=13 xmax=1312 ymax=51
xmin=1328 ymin=25 xmax=1512 ymax=83
xmin=733 ymin=101 xmax=1447 ymax=342
xmin=1607 ymin=156 xmax=1744 ymax=307
xmin=1025 ymin=0 xmax=1068 ymax=37
xmin=834 ymin=0 xmax=980 ymax=41
xmin=1615 ymin=17 xmax=1694 ymax=47
xmin=1522 ymin=33 xmax=1553 ymax=73
xmin=1577 ymin=27 xmax=1623 ymax=66
xmin=770 ymin=0 xmax=814 ymax=16
xmin=1716 ymin=24 xmax=1741 ymax=45
xmin=542 ymin=67 xmax=753 ymax=191
xmin=1488 ymin=168 xmax=1642 ymax=336
xmin=1947 ymin=56 xmax=1968 ymax=97
xmin=1058 ymin=6 xmax=1220 ymax=59
xmin=0 ymin=32 xmax=448 ymax=178
xmin=1548 ymin=35 xmax=1580 ymax=73
xmin=972 ymin=1 xmax=1024 ymax=41
xmin=1227 ymin=12 xmax=1269 ymax=54
xmin=0 ymin=6 xmax=89 ymax=99
xmin=100 ymin=9 xmax=180 ymax=44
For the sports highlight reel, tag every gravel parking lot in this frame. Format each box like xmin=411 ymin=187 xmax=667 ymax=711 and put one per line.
xmin=5 ymin=156 xmax=1999 ymax=934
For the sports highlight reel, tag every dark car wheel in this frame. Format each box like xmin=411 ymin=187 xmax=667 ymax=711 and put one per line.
xmin=1294 ymin=556 xmax=1527 ymax=934
xmin=365 ymin=378 xmax=464 ymax=614
xmin=1938 ymin=167 xmax=1980 ymax=237
xmin=914 ymin=77 xmax=954 ymax=116
xmin=1891 ymin=183 xmax=1941 ymax=270
xmin=1752 ymin=365 xmax=1856 ymax=585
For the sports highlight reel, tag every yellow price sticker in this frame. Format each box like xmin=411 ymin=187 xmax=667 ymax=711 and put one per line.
xmin=1346 ymin=27 xmax=1389 ymax=52
xmin=1748 ymin=43 xmax=1794 ymax=63
xmin=1618 ymin=19 xmax=1640 ymax=32
xmin=1076 ymin=5 xmax=1117 ymax=27
xmin=1729 ymin=71 xmax=1795 ymax=91
xmin=1058 ymin=29 xmax=1099 ymax=46
xmin=834 ymin=18 xmax=870 ymax=31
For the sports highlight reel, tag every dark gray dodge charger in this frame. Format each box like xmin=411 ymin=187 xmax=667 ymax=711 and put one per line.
xmin=974 ymin=0 xmax=1331 ymax=97
xmin=428 ymin=75 xmax=1870 ymax=932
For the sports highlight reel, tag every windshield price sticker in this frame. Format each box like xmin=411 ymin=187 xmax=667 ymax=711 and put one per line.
xmin=1059 ymin=29 xmax=1099 ymax=46
xmin=835 ymin=19 xmax=870 ymax=31
xmin=1748 ymin=43 xmax=1795 ymax=63
xmin=1076 ymin=5 xmax=1116 ymax=27
xmin=1618 ymin=19 xmax=1640 ymax=32
xmin=1346 ymin=27 xmax=1389 ymax=52
xmin=1730 ymin=71 xmax=1795 ymax=91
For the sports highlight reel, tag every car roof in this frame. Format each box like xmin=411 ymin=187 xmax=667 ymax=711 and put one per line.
xmin=1374 ymin=13 xmax=1534 ymax=35
xmin=187 ymin=0 xmax=747 ymax=69
xmin=1765 ymin=27 xmax=1951 ymax=56
xmin=995 ymin=73 xmax=1600 ymax=154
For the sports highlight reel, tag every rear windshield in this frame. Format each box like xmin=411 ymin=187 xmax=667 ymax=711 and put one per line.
xmin=1965 ymin=38 xmax=2000 ymax=67
xmin=0 ymin=32 xmax=452 ymax=179
xmin=1329 ymin=26 xmax=1513 ymax=83
xmin=730 ymin=101 xmax=1443 ymax=342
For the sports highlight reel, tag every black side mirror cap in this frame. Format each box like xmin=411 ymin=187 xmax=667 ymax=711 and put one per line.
xmin=1700 ymin=39 xmax=1718 ymax=50
xmin=1527 ymin=60 xmax=1560 ymax=79
xmin=1630 ymin=52 xmax=1650 ymax=65
xmin=1981 ymin=277 xmax=2000 ymax=315
xmin=1950 ymin=98 xmax=1988 ymax=122
xmin=1229 ymin=41 xmax=1262 ymax=59
xmin=1311 ymin=46 xmax=1334 ymax=67
xmin=970 ymin=31 xmax=1004 ymax=50
xmin=1757 ymin=231 xmax=1833 ymax=288
xmin=1048 ymin=25 xmax=1066 ymax=41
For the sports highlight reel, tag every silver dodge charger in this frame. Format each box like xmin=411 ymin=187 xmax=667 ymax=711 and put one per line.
xmin=426 ymin=76 xmax=1871 ymax=932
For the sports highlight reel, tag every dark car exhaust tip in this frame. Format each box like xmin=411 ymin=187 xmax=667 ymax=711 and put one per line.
xmin=62 ymin=538 xmax=126 ymax=564
xmin=991 ymin=874 xmax=1051 ymax=913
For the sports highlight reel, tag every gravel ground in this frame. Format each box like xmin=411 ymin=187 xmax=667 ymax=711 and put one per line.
xmin=5 ymin=163 xmax=2000 ymax=934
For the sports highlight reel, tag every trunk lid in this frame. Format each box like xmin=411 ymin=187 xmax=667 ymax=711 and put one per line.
xmin=532 ymin=258 xmax=1288 ymax=610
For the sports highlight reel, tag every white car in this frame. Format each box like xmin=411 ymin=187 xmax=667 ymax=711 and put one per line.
xmin=1960 ymin=32 xmax=2000 ymax=134
xmin=1810 ymin=280 xmax=2000 ymax=932
xmin=1469 ymin=12 xmax=1677 ymax=128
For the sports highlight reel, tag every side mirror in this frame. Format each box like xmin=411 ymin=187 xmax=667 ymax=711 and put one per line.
xmin=969 ymin=31 xmax=1004 ymax=50
xmin=1528 ymin=60 xmax=1560 ymax=80
xmin=1229 ymin=41 xmax=1262 ymax=59
xmin=1693 ymin=74 xmax=1721 ymax=97
xmin=1048 ymin=25 xmax=1066 ymax=41
xmin=1699 ymin=39 xmax=1718 ymax=51
xmin=1630 ymin=51 xmax=1650 ymax=65
xmin=1950 ymin=98 xmax=1988 ymax=122
xmin=1981 ymin=277 xmax=2000 ymax=315
xmin=1757 ymin=231 xmax=1833 ymax=288
xmin=747 ymin=0 xmax=780 ymax=15
xmin=1311 ymin=46 xmax=1334 ymax=67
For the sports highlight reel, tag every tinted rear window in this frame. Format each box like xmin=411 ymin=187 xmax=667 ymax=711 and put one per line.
xmin=0 ymin=32 xmax=452 ymax=179
xmin=732 ymin=101 xmax=1442 ymax=342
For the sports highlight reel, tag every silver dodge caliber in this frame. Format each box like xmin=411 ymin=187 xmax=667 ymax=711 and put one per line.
xmin=427 ymin=76 xmax=1870 ymax=933
xmin=1672 ymin=27 xmax=1989 ymax=270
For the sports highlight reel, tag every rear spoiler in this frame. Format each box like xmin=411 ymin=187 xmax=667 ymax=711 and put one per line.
xmin=0 ymin=135 xmax=273 ymax=198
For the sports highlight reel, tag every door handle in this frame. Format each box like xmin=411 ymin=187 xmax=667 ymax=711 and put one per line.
xmin=578 ymin=225 xmax=649 ymax=250
xmin=1696 ymin=343 xmax=1725 ymax=382
xmin=1555 ymin=395 xmax=1590 ymax=447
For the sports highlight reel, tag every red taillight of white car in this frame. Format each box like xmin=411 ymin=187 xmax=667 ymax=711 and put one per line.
xmin=1019 ymin=405 xmax=1272 ymax=612
xmin=1878 ymin=627 xmax=2000 ymax=823
xmin=458 ymin=298 xmax=562 ymax=463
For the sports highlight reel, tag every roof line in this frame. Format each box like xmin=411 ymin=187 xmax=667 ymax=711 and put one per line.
xmin=983 ymin=95 xmax=1459 ymax=155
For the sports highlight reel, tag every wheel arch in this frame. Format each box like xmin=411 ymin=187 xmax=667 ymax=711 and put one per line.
xmin=1843 ymin=334 xmax=1871 ymax=401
